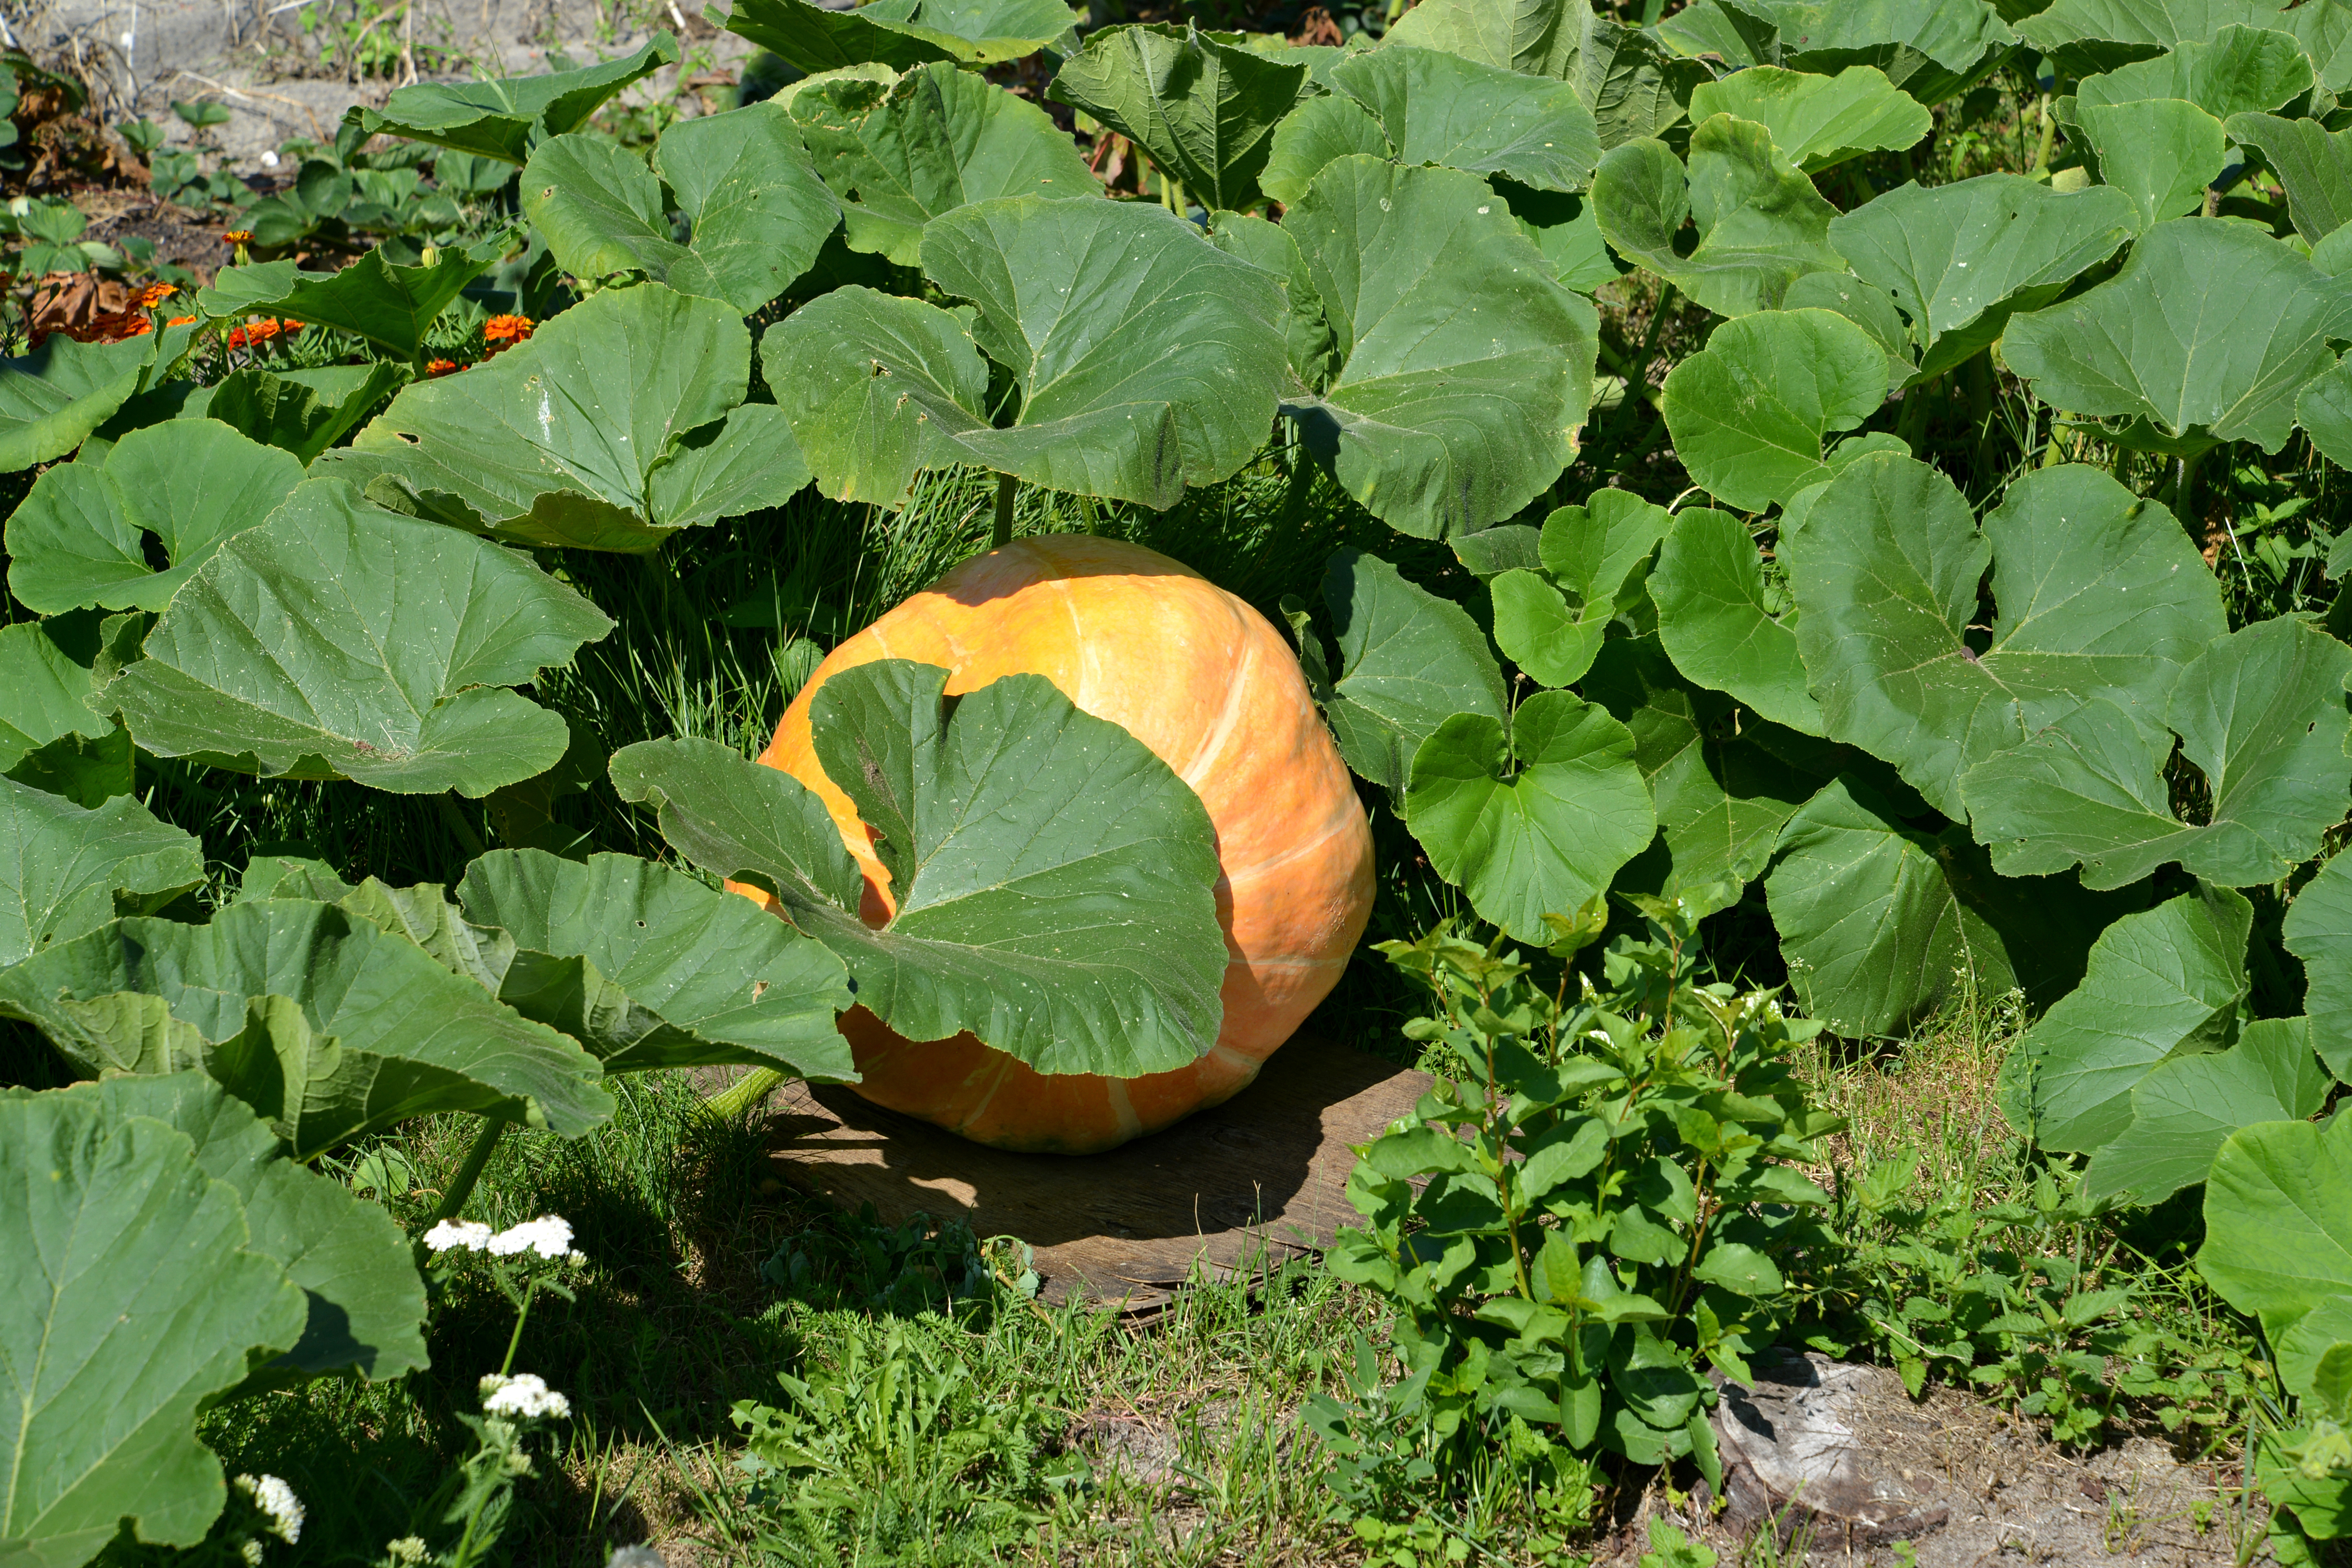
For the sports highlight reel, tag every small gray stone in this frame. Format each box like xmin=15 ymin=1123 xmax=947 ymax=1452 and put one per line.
xmin=1712 ymin=1348 xmax=1951 ymax=1547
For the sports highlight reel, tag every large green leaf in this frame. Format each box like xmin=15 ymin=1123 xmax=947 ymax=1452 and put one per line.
xmin=1717 ymin=0 xmax=2018 ymax=104
xmin=55 ymin=1070 xmax=427 ymax=1385
xmin=521 ymin=106 xmax=839 ymax=311
xmin=0 ymin=1091 xmax=308 ymax=1567
xmin=1764 ymin=775 xmax=2124 ymax=1037
xmin=791 ymin=62 xmax=1094 ymax=267
xmin=95 ymin=479 xmax=613 ymax=798
xmin=457 ymin=848 xmax=856 ymax=1079
xmin=1824 ymin=175 xmax=2139 ymax=379
xmin=1326 ymin=44 xmax=1601 ymax=193
xmin=610 ymin=660 xmax=1228 ymax=1081
xmin=0 ymin=777 xmax=203 ymax=971
xmin=1379 ymin=0 xmax=1703 ymax=149
xmin=1405 ymin=689 xmax=1656 ymax=942
xmin=318 ymin=284 xmax=806 ymax=551
xmin=2002 ymin=218 xmax=2352 ymax=453
xmin=1651 ymin=505 xmax=1825 ymax=735
xmin=1259 ymin=94 xmax=1389 ymax=208
xmin=1489 ymin=491 xmax=1672 ymax=690
xmin=2077 ymin=23 xmax=2312 ymax=118
xmin=2016 ymin=0 xmax=2307 ymax=78
xmin=1591 ymin=117 xmax=1845 ymax=317
xmin=2076 ymin=96 xmax=2227 ymax=229
xmin=2225 ymin=112 xmax=2352 ymax=242
xmin=765 ymin=196 xmax=1286 ymax=509
xmin=200 ymin=363 xmax=411 ymax=464
xmin=1047 ymin=23 xmax=1309 ymax=212
xmin=1788 ymin=455 xmax=2226 ymax=817
xmin=2298 ymin=351 xmax=2352 ymax=473
xmin=1659 ymin=307 xmax=1888 ymax=512
xmin=1281 ymin=157 xmax=1596 ymax=537
xmin=1958 ymin=617 xmax=2352 ymax=889
xmin=0 ymin=620 xmax=118 ymax=779
xmin=2200 ymin=1111 xmax=2352 ymax=1342
xmin=0 ymin=898 xmax=615 ymax=1156
xmin=2082 ymin=1016 xmax=2331 ymax=1204
xmin=2283 ymin=849 xmax=2352 ymax=1079
xmin=1998 ymin=883 xmax=2251 ymax=1153
xmin=1687 ymin=65 xmax=1930 ymax=172
xmin=5 ymin=420 xmax=302 ymax=615
xmin=346 ymin=34 xmax=677 ymax=162
xmin=0 ymin=332 xmax=174 ymax=473
xmin=719 ymin=0 xmax=1081 ymax=72
xmin=1314 ymin=548 xmax=1508 ymax=795
xmin=197 ymin=239 xmax=503 ymax=361
xmin=1587 ymin=635 xmax=1827 ymax=917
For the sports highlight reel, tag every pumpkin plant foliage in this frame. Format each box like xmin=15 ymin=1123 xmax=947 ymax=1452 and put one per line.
xmin=18 ymin=4 xmax=2352 ymax=1547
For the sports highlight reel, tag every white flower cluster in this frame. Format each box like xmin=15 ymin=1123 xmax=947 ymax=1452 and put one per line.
xmin=607 ymin=1547 xmax=668 ymax=1568
xmin=421 ymin=1214 xmax=577 ymax=1260
xmin=479 ymin=1371 xmax=572 ymax=1419
xmin=488 ymin=1215 xmax=574 ymax=1259
xmin=234 ymin=1473 xmax=304 ymax=1544
xmin=421 ymin=1219 xmax=492 ymax=1253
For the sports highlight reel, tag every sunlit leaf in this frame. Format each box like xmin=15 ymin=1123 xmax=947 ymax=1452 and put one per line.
xmin=1490 ymin=491 xmax=1672 ymax=690
xmin=2084 ymin=1016 xmax=2331 ymax=1204
xmin=0 ymin=776 xmax=203 ymax=970
xmin=2282 ymin=848 xmax=2352 ymax=1079
xmin=96 ymin=479 xmax=614 ymax=797
xmin=1687 ymin=64 xmax=1929 ymax=172
xmin=521 ymin=107 xmax=839 ymax=311
xmin=1651 ymin=505 xmax=1825 ymax=735
xmin=1316 ymin=547 xmax=1508 ymax=795
xmin=2004 ymin=220 xmax=2352 ymax=452
xmin=1959 ymin=617 xmax=2352 ymax=890
xmin=0 ymin=1090 xmax=308 ymax=1567
xmin=1790 ymin=455 xmax=2225 ymax=817
xmin=5 ymin=420 xmax=301 ymax=615
xmin=2076 ymin=96 xmax=2227 ymax=228
xmin=0 ymin=331 xmax=173 ymax=473
xmin=1825 ymin=174 xmax=2138 ymax=379
xmin=1660 ymin=307 xmax=1888 ymax=511
xmin=346 ymin=34 xmax=677 ymax=162
xmin=792 ymin=62 xmax=1094 ymax=266
xmin=764 ymin=196 xmax=1287 ymax=508
xmin=198 ymin=239 xmax=504 ymax=361
xmin=1998 ymin=882 xmax=2251 ymax=1152
xmin=1405 ymin=689 xmax=1656 ymax=944
xmin=0 ymin=898 xmax=615 ymax=1156
xmin=320 ymin=284 xmax=805 ymax=550
xmin=457 ymin=848 xmax=856 ymax=1079
xmin=1281 ymin=157 xmax=1597 ymax=536
xmin=1592 ymin=117 xmax=1844 ymax=316
xmin=1048 ymin=22 xmax=1310 ymax=212
xmin=719 ymin=0 xmax=1081 ymax=72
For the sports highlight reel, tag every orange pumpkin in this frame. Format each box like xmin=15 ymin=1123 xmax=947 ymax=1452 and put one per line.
xmin=737 ymin=534 xmax=1375 ymax=1154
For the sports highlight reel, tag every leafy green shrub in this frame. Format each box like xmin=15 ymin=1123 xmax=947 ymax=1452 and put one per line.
xmin=1310 ymin=899 xmax=1840 ymax=1512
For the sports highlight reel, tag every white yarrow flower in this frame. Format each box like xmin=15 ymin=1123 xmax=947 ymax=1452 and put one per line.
xmin=235 ymin=1473 xmax=304 ymax=1543
xmin=480 ymin=1371 xmax=572 ymax=1418
xmin=487 ymin=1215 xmax=574 ymax=1259
xmin=422 ymin=1219 xmax=493 ymax=1253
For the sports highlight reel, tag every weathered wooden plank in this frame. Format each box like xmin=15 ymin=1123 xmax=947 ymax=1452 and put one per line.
xmin=762 ymin=1037 xmax=1432 ymax=1317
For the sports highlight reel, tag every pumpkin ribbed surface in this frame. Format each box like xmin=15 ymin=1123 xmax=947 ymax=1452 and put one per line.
xmin=740 ymin=534 xmax=1375 ymax=1154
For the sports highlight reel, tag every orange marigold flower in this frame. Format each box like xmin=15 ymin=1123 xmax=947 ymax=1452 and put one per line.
xmin=222 ymin=230 xmax=254 ymax=244
xmin=427 ymin=358 xmax=460 ymax=376
xmin=482 ymin=313 xmax=534 ymax=345
xmin=166 ymin=315 xmax=196 ymax=326
xmin=137 ymin=282 xmax=178 ymax=308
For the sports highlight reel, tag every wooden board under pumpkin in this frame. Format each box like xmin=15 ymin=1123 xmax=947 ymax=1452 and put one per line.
xmin=761 ymin=1037 xmax=1432 ymax=1318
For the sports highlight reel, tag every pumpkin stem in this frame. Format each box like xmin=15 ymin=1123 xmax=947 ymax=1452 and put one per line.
xmin=991 ymin=471 xmax=1016 ymax=549
xmin=702 ymin=1066 xmax=786 ymax=1123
